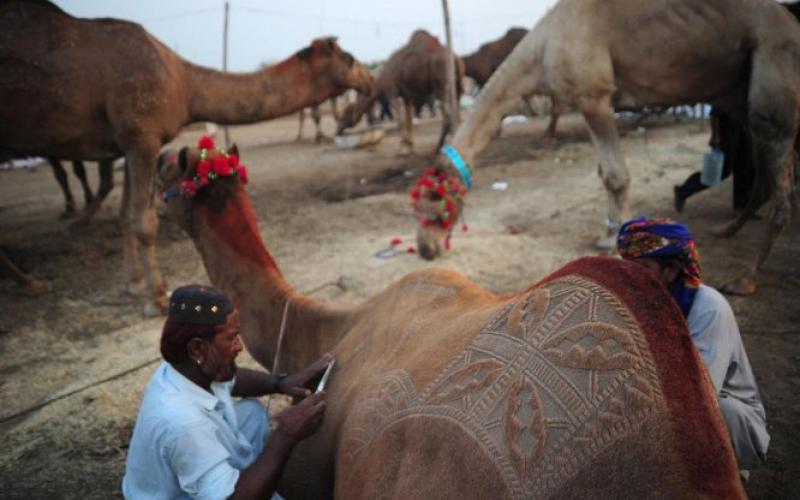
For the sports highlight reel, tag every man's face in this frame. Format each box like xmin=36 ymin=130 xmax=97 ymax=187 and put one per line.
xmin=200 ymin=309 xmax=243 ymax=382
xmin=629 ymin=257 xmax=678 ymax=289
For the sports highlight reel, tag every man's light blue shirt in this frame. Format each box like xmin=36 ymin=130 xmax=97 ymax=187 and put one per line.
xmin=123 ymin=362 xmax=262 ymax=500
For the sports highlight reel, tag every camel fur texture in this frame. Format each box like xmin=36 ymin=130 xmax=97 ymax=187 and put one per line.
xmin=418 ymin=0 xmax=799 ymax=296
xmin=337 ymin=30 xmax=464 ymax=155
xmin=157 ymin=144 xmax=745 ymax=499
xmin=0 ymin=0 xmax=374 ymax=314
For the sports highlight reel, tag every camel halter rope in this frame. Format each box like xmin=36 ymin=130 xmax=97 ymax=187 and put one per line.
xmin=266 ymin=297 xmax=291 ymax=415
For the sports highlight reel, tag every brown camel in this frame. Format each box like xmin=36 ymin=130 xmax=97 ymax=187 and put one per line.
xmin=48 ymin=158 xmax=115 ymax=221
xmin=337 ymin=30 xmax=464 ymax=155
xmin=419 ymin=0 xmax=799 ymax=296
xmin=463 ymin=27 xmax=560 ymax=140
xmin=156 ymin=143 xmax=745 ymax=499
xmin=0 ymin=1 xmax=374 ymax=314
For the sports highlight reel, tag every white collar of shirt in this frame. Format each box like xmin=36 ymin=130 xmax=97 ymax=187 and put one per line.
xmin=162 ymin=361 xmax=228 ymax=412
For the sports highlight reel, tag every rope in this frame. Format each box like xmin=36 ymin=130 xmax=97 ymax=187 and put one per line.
xmin=0 ymin=357 xmax=160 ymax=424
xmin=266 ymin=297 xmax=291 ymax=415
xmin=1 ymin=279 xmax=345 ymax=423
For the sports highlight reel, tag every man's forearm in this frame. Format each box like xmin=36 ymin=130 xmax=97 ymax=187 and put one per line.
xmin=232 ymin=367 xmax=281 ymax=397
xmin=229 ymin=431 xmax=296 ymax=500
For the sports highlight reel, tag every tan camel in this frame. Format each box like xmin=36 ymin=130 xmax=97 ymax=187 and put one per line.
xmin=462 ymin=27 xmax=561 ymax=141
xmin=0 ymin=1 xmax=374 ymax=314
xmin=337 ymin=30 xmax=464 ymax=155
xmin=418 ymin=0 xmax=800 ymax=295
xmin=297 ymin=98 xmax=341 ymax=143
xmin=156 ymin=143 xmax=745 ymax=499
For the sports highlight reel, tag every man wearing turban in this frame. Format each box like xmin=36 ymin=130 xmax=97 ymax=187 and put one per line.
xmin=618 ymin=217 xmax=769 ymax=476
xmin=123 ymin=284 xmax=333 ymax=499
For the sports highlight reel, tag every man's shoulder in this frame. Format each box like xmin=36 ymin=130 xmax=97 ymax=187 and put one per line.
xmin=695 ymin=284 xmax=733 ymax=312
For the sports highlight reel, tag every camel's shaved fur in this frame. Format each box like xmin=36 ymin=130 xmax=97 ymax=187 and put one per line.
xmin=420 ymin=0 xmax=799 ymax=296
xmin=0 ymin=1 xmax=374 ymax=314
xmin=157 ymin=147 xmax=744 ymax=499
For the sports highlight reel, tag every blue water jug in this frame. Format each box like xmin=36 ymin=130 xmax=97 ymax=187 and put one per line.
xmin=701 ymin=147 xmax=724 ymax=187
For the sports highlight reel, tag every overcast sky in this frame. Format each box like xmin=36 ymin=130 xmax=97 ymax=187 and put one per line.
xmin=54 ymin=1 xmax=558 ymax=71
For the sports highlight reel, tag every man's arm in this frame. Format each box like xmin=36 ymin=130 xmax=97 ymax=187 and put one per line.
xmin=229 ymin=392 xmax=326 ymax=500
xmin=231 ymin=367 xmax=280 ymax=398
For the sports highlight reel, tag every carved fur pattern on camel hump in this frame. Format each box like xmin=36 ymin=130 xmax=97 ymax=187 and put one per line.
xmin=341 ymin=275 xmax=665 ymax=499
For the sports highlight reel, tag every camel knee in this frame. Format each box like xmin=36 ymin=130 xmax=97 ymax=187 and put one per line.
xmin=598 ymin=163 xmax=630 ymax=194
xmin=134 ymin=210 xmax=160 ymax=245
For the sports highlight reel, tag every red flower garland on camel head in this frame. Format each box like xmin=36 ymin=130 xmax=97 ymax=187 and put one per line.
xmin=180 ymin=135 xmax=249 ymax=198
xmin=410 ymin=167 xmax=467 ymax=232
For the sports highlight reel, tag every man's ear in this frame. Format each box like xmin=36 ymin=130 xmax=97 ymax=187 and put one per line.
xmin=186 ymin=337 xmax=208 ymax=364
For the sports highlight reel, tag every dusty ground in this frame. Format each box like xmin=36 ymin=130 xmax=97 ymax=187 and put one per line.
xmin=0 ymin=110 xmax=798 ymax=499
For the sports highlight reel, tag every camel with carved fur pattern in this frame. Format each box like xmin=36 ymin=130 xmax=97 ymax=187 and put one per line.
xmin=418 ymin=0 xmax=799 ymax=297
xmin=0 ymin=0 xmax=374 ymax=314
xmin=156 ymin=141 xmax=744 ymax=499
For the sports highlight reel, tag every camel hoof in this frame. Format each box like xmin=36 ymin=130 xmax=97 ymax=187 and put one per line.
xmin=123 ymin=280 xmax=147 ymax=297
xmin=593 ymin=235 xmax=617 ymax=251
xmin=23 ymin=279 xmax=50 ymax=297
xmin=719 ymin=276 xmax=757 ymax=296
xmin=59 ymin=209 xmax=77 ymax=220
xmin=710 ymin=220 xmax=739 ymax=238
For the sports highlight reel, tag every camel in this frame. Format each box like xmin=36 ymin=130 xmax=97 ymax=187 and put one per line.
xmin=156 ymin=141 xmax=745 ymax=499
xmin=417 ymin=0 xmax=800 ymax=296
xmin=337 ymin=30 xmax=464 ymax=155
xmin=463 ymin=27 xmax=560 ymax=140
xmin=48 ymin=158 xmax=114 ymax=221
xmin=0 ymin=1 xmax=374 ymax=314
xmin=296 ymin=98 xmax=340 ymax=144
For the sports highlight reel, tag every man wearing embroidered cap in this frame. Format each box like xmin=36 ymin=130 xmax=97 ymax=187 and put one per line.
xmin=617 ymin=217 xmax=769 ymax=477
xmin=123 ymin=284 xmax=333 ymax=499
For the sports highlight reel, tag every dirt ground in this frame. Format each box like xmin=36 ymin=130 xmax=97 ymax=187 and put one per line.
xmin=0 ymin=110 xmax=798 ymax=499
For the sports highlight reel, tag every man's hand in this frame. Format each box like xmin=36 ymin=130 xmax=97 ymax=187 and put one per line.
xmin=275 ymin=391 xmax=327 ymax=442
xmin=277 ymin=353 xmax=335 ymax=400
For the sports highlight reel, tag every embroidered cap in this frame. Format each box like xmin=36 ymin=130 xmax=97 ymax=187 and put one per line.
xmin=168 ymin=284 xmax=234 ymax=325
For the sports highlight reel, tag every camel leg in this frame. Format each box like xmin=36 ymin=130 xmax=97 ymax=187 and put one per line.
xmin=718 ymin=49 xmax=798 ymax=295
xmin=48 ymin=158 xmax=77 ymax=219
xmin=312 ymin=105 xmax=330 ymax=144
xmin=119 ymin=159 xmax=144 ymax=297
xmin=330 ymin=97 xmax=340 ymax=121
xmin=71 ymin=160 xmax=95 ymax=208
xmin=400 ymin=97 xmax=414 ymax=156
xmin=79 ymin=159 xmax=115 ymax=224
xmin=295 ymin=109 xmax=305 ymax=142
xmin=581 ymin=95 xmax=631 ymax=249
xmin=0 ymin=248 xmax=48 ymax=296
xmin=125 ymin=145 xmax=168 ymax=315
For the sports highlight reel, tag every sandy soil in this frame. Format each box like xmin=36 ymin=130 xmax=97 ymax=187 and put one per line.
xmin=0 ymin=111 xmax=798 ymax=499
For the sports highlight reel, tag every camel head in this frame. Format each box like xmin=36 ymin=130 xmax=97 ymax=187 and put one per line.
xmin=156 ymin=137 xmax=245 ymax=233
xmin=297 ymin=37 xmax=375 ymax=97
xmin=411 ymin=166 xmax=466 ymax=260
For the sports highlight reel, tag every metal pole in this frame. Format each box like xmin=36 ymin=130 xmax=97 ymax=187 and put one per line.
xmin=222 ymin=1 xmax=231 ymax=147
xmin=441 ymin=0 xmax=459 ymax=131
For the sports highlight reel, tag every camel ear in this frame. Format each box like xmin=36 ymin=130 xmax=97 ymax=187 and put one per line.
xmin=228 ymin=143 xmax=239 ymax=157
xmin=177 ymin=147 xmax=189 ymax=173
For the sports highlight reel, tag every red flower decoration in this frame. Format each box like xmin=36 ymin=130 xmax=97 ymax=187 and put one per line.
xmin=213 ymin=156 xmax=232 ymax=176
xmin=197 ymin=159 xmax=212 ymax=180
xmin=198 ymin=135 xmax=215 ymax=151
xmin=180 ymin=179 xmax=199 ymax=198
xmin=236 ymin=166 xmax=249 ymax=184
xmin=390 ymin=237 xmax=403 ymax=246
xmin=228 ymin=155 xmax=239 ymax=168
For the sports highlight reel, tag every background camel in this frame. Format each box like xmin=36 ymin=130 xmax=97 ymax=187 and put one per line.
xmin=463 ymin=27 xmax=560 ymax=140
xmin=296 ymin=98 xmax=341 ymax=143
xmin=418 ymin=0 xmax=799 ymax=296
xmin=156 ymin=143 xmax=745 ymax=499
xmin=48 ymin=159 xmax=115 ymax=222
xmin=337 ymin=30 xmax=464 ymax=155
xmin=0 ymin=1 xmax=374 ymax=314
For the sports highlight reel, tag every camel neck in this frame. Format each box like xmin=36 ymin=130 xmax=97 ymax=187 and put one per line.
xmin=450 ymin=31 xmax=547 ymax=170
xmin=191 ymin=188 xmax=354 ymax=373
xmin=184 ymin=58 xmax=328 ymax=125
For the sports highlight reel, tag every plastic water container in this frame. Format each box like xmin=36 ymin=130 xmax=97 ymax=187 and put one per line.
xmin=701 ymin=147 xmax=724 ymax=187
